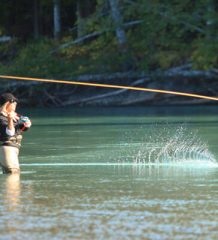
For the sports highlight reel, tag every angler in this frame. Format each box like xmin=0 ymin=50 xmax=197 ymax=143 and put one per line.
xmin=0 ymin=93 xmax=31 ymax=174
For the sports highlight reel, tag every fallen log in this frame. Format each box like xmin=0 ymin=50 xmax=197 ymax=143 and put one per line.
xmin=0 ymin=66 xmax=217 ymax=106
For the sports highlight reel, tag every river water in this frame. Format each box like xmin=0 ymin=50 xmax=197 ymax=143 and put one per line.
xmin=0 ymin=106 xmax=217 ymax=240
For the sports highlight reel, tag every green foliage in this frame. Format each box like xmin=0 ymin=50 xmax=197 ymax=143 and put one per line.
xmin=60 ymin=34 xmax=129 ymax=73
xmin=124 ymin=0 xmax=217 ymax=70
xmin=0 ymin=0 xmax=217 ymax=78
xmin=0 ymin=39 xmax=19 ymax=63
xmin=0 ymin=39 xmax=76 ymax=78
xmin=192 ymin=39 xmax=218 ymax=69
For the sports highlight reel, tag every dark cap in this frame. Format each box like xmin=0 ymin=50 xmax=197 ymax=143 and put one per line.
xmin=0 ymin=93 xmax=18 ymax=106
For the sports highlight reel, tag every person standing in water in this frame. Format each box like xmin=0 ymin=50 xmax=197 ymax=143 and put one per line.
xmin=0 ymin=93 xmax=31 ymax=174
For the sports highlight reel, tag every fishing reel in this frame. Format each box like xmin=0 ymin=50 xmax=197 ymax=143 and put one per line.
xmin=18 ymin=116 xmax=31 ymax=131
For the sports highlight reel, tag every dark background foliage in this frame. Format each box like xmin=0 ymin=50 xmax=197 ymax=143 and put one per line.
xmin=0 ymin=0 xmax=217 ymax=106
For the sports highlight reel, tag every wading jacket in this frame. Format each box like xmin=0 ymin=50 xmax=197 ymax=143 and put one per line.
xmin=0 ymin=113 xmax=26 ymax=148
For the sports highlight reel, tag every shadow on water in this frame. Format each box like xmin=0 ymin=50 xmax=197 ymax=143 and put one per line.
xmin=27 ymin=105 xmax=218 ymax=118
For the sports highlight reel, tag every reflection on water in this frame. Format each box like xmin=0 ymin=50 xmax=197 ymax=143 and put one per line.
xmin=0 ymin=174 xmax=22 ymax=239
xmin=125 ymin=163 xmax=218 ymax=179
xmin=0 ymin=165 xmax=218 ymax=239
xmin=5 ymin=174 xmax=21 ymax=211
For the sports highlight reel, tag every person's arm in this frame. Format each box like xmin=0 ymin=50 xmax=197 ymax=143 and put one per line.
xmin=6 ymin=112 xmax=16 ymax=136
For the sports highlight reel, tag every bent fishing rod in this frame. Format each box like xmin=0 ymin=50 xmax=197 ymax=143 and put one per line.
xmin=0 ymin=74 xmax=218 ymax=101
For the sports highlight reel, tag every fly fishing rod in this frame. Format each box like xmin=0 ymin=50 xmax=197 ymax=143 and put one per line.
xmin=0 ymin=74 xmax=218 ymax=101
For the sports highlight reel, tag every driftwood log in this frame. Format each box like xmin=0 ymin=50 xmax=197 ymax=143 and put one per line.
xmin=0 ymin=65 xmax=217 ymax=107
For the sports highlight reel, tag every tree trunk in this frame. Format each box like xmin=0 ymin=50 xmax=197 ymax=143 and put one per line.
xmin=108 ymin=0 xmax=135 ymax=70
xmin=108 ymin=0 xmax=127 ymax=48
xmin=53 ymin=0 xmax=61 ymax=40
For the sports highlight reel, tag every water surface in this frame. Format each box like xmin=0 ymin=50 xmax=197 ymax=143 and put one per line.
xmin=0 ymin=106 xmax=217 ymax=239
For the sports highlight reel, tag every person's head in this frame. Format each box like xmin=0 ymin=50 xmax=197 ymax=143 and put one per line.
xmin=0 ymin=93 xmax=18 ymax=112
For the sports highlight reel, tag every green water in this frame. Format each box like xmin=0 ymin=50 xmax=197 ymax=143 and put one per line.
xmin=0 ymin=106 xmax=218 ymax=239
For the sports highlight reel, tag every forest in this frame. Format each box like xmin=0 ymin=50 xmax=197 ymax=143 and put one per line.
xmin=0 ymin=0 xmax=217 ymax=106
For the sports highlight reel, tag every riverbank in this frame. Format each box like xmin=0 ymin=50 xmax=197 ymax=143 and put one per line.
xmin=1 ymin=69 xmax=217 ymax=107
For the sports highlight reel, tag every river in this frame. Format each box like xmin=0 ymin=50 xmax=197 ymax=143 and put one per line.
xmin=0 ymin=106 xmax=217 ymax=239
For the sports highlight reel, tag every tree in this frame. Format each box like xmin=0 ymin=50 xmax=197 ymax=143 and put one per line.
xmin=108 ymin=0 xmax=127 ymax=49
xmin=53 ymin=0 xmax=61 ymax=40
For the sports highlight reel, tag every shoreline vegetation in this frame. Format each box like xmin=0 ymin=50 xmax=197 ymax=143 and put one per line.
xmin=0 ymin=1 xmax=217 ymax=107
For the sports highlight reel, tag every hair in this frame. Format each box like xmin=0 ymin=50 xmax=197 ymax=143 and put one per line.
xmin=0 ymin=102 xmax=9 ymax=113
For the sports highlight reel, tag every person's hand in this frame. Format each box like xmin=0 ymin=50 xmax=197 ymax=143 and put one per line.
xmin=24 ymin=120 xmax=32 ymax=128
xmin=7 ymin=112 xmax=19 ymax=121
xmin=19 ymin=116 xmax=32 ymax=129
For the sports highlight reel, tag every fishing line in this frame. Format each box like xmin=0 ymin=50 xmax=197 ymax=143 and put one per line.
xmin=0 ymin=74 xmax=218 ymax=101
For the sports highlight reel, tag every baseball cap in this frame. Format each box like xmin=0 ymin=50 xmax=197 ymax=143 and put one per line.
xmin=0 ymin=93 xmax=19 ymax=106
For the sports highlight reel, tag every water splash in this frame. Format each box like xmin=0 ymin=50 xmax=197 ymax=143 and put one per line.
xmin=119 ymin=125 xmax=216 ymax=164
